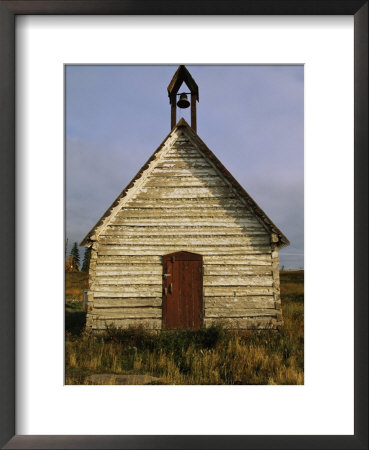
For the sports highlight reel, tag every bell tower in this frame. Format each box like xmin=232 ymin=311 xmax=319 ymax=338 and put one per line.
xmin=167 ymin=65 xmax=199 ymax=132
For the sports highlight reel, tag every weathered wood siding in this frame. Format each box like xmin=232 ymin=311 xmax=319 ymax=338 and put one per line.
xmin=86 ymin=129 xmax=282 ymax=330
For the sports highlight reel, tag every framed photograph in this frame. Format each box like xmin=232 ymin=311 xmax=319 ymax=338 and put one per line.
xmin=64 ymin=63 xmax=303 ymax=387
xmin=0 ymin=1 xmax=367 ymax=449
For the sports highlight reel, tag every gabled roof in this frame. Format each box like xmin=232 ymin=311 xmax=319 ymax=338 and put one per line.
xmin=81 ymin=118 xmax=289 ymax=247
xmin=167 ymin=65 xmax=199 ymax=101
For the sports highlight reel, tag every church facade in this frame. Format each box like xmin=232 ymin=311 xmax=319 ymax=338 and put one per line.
xmin=81 ymin=66 xmax=289 ymax=331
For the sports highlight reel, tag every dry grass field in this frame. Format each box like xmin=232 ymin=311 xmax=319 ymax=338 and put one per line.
xmin=65 ymin=270 xmax=304 ymax=385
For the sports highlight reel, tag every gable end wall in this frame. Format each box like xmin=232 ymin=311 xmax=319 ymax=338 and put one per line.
xmin=85 ymin=130 xmax=283 ymax=331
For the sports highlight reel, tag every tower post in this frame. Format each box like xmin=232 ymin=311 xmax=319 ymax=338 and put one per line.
xmin=191 ymin=92 xmax=197 ymax=133
xmin=170 ymin=94 xmax=176 ymax=129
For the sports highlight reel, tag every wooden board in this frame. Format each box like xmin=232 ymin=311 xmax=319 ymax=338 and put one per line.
xmin=205 ymin=308 xmax=278 ymax=318
xmin=97 ymin=246 xmax=272 ymax=256
xmin=204 ymin=296 xmax=275 ymax=309
xmin=95 ymin=308 xmax=162 ymax=319
xmin=93 ymin=297 xmax=162 ymax=308
xmin=98 ymin=236 xmax=271 ymax=246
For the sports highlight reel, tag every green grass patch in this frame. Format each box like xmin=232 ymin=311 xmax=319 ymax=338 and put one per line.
xmin=65 ymin=300 xmax=86 ymax=337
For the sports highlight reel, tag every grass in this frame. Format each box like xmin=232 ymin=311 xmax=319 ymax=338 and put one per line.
xmin=65 ymin=270 xmax=304 ymax=385
xmin=65 ymin=271 xmax=88 ymax=336
xmin=65 ymin=271 xmax=88 ymax=302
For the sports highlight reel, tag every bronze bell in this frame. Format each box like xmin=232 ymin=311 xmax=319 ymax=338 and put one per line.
xmin=177 ymin=93 xmax=190 ymax=109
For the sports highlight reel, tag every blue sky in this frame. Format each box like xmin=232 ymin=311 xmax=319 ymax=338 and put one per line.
xmin=66 ymin=65 xmax=304 ymax=268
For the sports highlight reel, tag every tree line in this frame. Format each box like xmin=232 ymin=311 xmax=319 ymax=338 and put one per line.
xmin=66 ymin=241 xmax=91 ymax=272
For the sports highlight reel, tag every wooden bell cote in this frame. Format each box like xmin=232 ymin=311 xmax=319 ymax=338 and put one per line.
xmin=167 ymin=65 xmax=199 ymax=132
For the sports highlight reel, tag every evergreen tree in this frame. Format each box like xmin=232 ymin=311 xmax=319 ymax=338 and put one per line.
xmin=81 ymin=246 xmax=92 ymax=272
xmin=70 ymin=242 xmax=80 ymax=270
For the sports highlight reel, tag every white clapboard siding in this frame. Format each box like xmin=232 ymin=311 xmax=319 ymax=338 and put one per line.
xmin=155 ymin=160 xmax=211 ymax=169
xmin=93 ymin=297 xmax=163 ymax=308
xmin=97 ymin=249 xmax=271 ymax=257
xmin=93 ymin=287 xmax=162 ymax=298
xmin=94 ymin=308 xmax=162 ymax=319
xmin=95 ymin=264 xmax=270 ymax=276
xmin=205 ymin=308 xmax=278 ymax=318
xmin=151 ymin=168 xmax=219 ymax=177
xmin=110 ymin=219 xmax=264 ymax=228
xmin=86 ymin=129 xmax=282 ymax=331
xmin=93 ymin=285 xmax=275 ymax=298
xmin=102 ymin=226 xmax=265 ymax=236
xmin=96 ymin=265 xmax=162 ymax=275
xmin=125 ymin=198 xmax=247 ymax=207
xmin=96 ymin=255 xmax=272 ymax=266
xmin=203 ymin=255 xmax=272 ymax=265
xmin=203 ymin=265 xmax=272 ymax=275
xmin=94 ymin=275 xmax=162 ymax=285
xmin=97 ymin=246 xmax=272 ymax=257
xmin=93 ymin=274 xmax=272 ymax=287
xmin=132 ymin=189 xmax=235 ymax=200
xmin=97 ymin=255 xmax=162 ymax=264
xmin=203 ymin=275 xmax=273 ymax=287
xmin=166 ymin=149 xmax=200 ymax=156
xmin=98 ymin=235 xmax=271 ymax=246
xmin=204 ymin=286 xmax=274 ymax=296
xmin=146 ymin=178 xmax=227 ymax=188
xmin=113 ymin=212 xmax=257 ymax=221
xmin=205 ymin=296 xmax=275 ymax=309
xmin=120 ymin=198 xmax=253 ymax=208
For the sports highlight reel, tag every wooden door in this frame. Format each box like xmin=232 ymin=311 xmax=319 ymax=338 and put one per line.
xmin=162 ymin=251 xmax=203 ymax=330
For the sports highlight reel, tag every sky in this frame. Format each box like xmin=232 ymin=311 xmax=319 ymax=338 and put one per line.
xmin=66 ymin=65 xmax=304 ymax=269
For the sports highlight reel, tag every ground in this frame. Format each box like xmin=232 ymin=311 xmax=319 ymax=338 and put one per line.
xmin=65 ymin=270 xmax=304 ymax=385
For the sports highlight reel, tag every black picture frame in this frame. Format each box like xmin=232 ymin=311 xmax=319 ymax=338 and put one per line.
xmin=0 ymin=1 xmax=367 ymax=449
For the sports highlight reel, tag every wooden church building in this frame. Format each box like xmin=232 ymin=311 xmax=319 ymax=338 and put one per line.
xmin=81 ymin=66 xmax=289 ymax=331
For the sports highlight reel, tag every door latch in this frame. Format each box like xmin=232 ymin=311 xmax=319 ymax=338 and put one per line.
xmin=163 ymin=273 xmax=172 ymax=278
xmin=163 ymin=283 xmax=172 ymax=296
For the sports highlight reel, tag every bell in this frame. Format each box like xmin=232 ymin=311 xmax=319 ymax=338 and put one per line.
xmin=177 ymin=93 xmax=190 ymax=109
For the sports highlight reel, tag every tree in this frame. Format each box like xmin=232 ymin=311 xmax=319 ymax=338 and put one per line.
xmin=70 ymin=242 xmax=80 ymax=271
xmin=81 ymin=246 xmax=92 ymax=272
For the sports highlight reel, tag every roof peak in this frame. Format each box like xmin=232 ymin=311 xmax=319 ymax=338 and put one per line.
xmin=175 ymin=117 xmax=191 ymax=128
xmin=167 ymin=65 xmax=199 ymax=99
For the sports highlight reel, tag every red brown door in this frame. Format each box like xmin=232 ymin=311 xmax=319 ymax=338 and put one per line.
xmin=162 ymin=251 xmax=203 ymax=330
